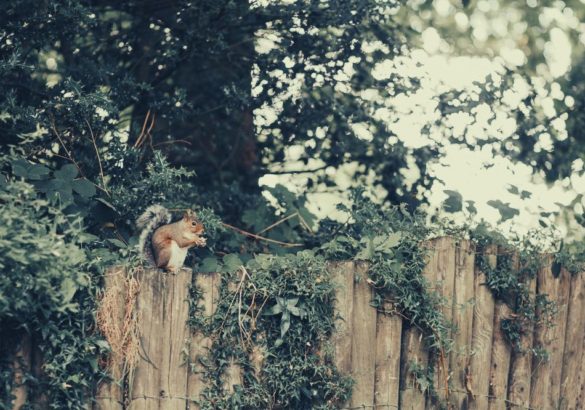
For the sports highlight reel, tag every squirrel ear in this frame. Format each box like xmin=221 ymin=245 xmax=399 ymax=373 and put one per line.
xmin=183 ymin=210 xmax=194 ymax=220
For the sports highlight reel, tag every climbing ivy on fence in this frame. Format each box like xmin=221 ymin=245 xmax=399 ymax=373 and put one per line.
xmin=1 ymin=153 xmax=583 ymax=409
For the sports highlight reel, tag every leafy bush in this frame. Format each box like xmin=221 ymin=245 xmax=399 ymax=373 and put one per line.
xmin=0 ymin=176 xmax=107 ymax=409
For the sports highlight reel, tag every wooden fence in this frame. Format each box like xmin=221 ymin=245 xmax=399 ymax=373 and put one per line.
xmin=10 ymin=237 xmax=585 ymax=409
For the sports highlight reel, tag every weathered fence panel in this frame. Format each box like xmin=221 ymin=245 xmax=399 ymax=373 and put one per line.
xmin=468 ymin=244 xmax=497 ymax=410
xmin=530 ymin=257 xmax=555 ymax=409
xmin=349 ymin=261 xmax=377 ymax=408
xmin=507 ymin=270 xmax=536 ymax=409
xmin=374 ymin=300 xmax=402 ymax=409
xmin=488 ymin=248 xmax=516 ymax=410
xmin=331 ymin=261 xmax=355 ymax=377
xmin=559 ymin=271 xmax=585 ymax=410
xmin=451 ymin=239 xmax=475 ymax=409
xmin=399 ymin=238 xmax=443 ymax=410
xmin=10 ymin=239 xmax=585 ymax=410
xmin=187 ymin=272 xmax=221 ymax=407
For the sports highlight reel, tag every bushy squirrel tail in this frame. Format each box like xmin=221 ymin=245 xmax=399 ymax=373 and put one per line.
xmin=136 ymin=205 xmax=172 ymax=265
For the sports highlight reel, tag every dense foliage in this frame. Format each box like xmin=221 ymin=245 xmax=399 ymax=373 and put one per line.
xmin=0 ymin=172 xmax=108 ymax=408
xmin=1 ymin=0 xmax=584 ymax=409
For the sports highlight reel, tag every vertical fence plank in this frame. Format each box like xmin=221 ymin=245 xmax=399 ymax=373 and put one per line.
xmin=468 ymin=244 xmax=497 ymax=410
xmin=129 ymin=269 xmax=192 ymax=410
xmin=374 ymin=300 xmax=402 ymax=409
xmin=577 ymin=334 xmax=585 ymax=410
xmin=451 ymin=239 xmax=476 ymax=409
xmin=399 ymin=328 xmax=429 ymax=410
xmin=507 ymin=267 xmax=536 ymax=409
xmin=187 ymin=272 xmax=221 ymax=408
xmin=330 ymin=261 xmax=355 ymax=376
xmin=94 ymin=268 xmax=128 ymax=410
xmin=487 ymin=248 xmax=516 ymax=410
xmin=128 ymin=268 xmax=161 ymax=410
xmin=559 ymin=272 xmax=585 ymax=410
xmin=432 ymin=237 xmax=456 ymax=405
xmin=548 ymin=267 xmax=571 ymax=407
xmin=158 ymin=270 xmax=192 ymax=410
xmin=349 ymin=261 xmax=377 ymax=408
xmin=529 ymin=257 xmax=556 ymax=409
xmin=399 ymin=238 xmax=443 ymax=409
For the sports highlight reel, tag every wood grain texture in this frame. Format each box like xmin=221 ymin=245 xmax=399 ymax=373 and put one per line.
xmin=577 ymin=332 xmax=585 ymax=410
xmin=374 ymin=301 xmax=402 ymax=409
xmin=431 ymin=237 xmax=456 ymax=405
xmin=529 ymin=256 xmax=558 ymax=409
xmin=451 ymin=239 xmax=476 ymax=409
xmin=399 ymin=329 xmax=429 ymax=410
xmin=559 ymin=272 xmax=585 ymax=410
xmin=487 ymin=301 xmax=513 ymax=410
xmin=330 ymin=261 xmax=355 ymax=376
xmin=507 ymin=269 xmax=536 ymax=409
xmin=129 ymin=268 xmax=192 ymax=410
xmin=547 ymin=267 xmax=571 ymax=407
xmin=349 ymin=261 xmax=377 ymax=408
xmin=468 ymin=244 xmax=497 ymax=410
xmin=94 ymin=268 xmax=126 ymax=410
xmin=487 ymin=248 xmax=516 ymax=410
xmin=399 ymin=238 xmax=443 ymax=409
xmin=187 ymin=272 xmax=221 ymax=409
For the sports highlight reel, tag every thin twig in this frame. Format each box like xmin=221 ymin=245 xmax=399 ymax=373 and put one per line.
xmin=221 ymin=222 xmax=303 ymax=248
xmin=256 ymin=212 xmax=298 ymax=235
xmin=152 ymin=139 xmax=192 ymax=148
xmin=85 ymin=119 xmax=109 ymax=195
xmin=50 ymin=119 xmax=84 ymax=176
xmin=135 ymin=110 xmax=153 ymax=148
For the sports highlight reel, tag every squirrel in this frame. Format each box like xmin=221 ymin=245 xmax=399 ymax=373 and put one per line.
xmin=136 ymin=205 xmax=207 ymax=272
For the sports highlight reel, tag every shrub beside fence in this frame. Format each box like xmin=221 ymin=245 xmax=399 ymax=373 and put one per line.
xmin=9 ymin=237 xmax=585 ymax=409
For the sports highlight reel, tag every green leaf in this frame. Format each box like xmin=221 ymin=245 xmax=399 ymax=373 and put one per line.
xmin=222 ymin=253 xmax=243 ymax=273
xmin=487 ymin=200 xmax=520 ymax=222
xmin=107 ymin=239 xmax=127 ymax=248
xmin=54 ymin=164 xmax=78 ymax=180
xmin=27 ymin=164 xmax=50 ymax=180
xmin=263 ymin=303 xmax=283 ymax=316
xmin=288 ymin=306 xmax=302 ymax=316
xmin=11 ymin=159 xmax=30 ymax=177
xmin=442 ymin=190 xmax=463 ymax=213
xmin=356 ymin=236 xmax=374 ymax=260
xmin=60 ymin=278 xmax=77 ymax=303
xmin=199 ymin=257 xmax=219 ymax=273
xmin=286 ymin=297 xmax=299 ymax=307
xmin=72 ymin=179 xmax=96 ymax=198
xmin=280 ymin=312 xmax=291 ymax=338
xmin=373 ymin=232 xmax=402 ymax=253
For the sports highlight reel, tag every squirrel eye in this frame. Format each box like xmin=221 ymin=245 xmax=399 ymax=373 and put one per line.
xmin=191 ymin=221 xmax=197 ymax=226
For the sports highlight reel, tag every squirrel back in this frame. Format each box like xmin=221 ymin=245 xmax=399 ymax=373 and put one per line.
xmin=136 ymin=205 xmax=172 ymax=265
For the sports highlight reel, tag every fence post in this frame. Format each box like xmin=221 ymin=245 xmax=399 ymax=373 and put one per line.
xmin=374 ymin=299 xmax=402 ymax=409
xmin=468 ymin=244 xmax=497 ymax=410
xmin=451 ymin=239 xmax=476 ymax=408
xmin=186 ymin=272 xmax=221 ymax=407
xmin=127 ymin=268 xmax=192 ymax=410
xmin=559 ymin=271 xmax=585 ymax=410
xmin=349 ymin=261 xmax=377 ymax=408
xmin=487 ymin=248 xmax=515 ymax=410
xmin=507 ymin=258 xmax=537 ymax=408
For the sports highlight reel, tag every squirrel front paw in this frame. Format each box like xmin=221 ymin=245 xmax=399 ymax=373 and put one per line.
xmin=195 ymin=237 xmax=207 ymax=247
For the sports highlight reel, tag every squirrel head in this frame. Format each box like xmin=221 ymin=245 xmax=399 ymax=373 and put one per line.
xmin=182 ymin=210 xmax=204 ymax=235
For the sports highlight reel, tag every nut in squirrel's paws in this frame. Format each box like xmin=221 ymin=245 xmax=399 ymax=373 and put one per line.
xmin=195 ymin=237 xmax=207 ymax=247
